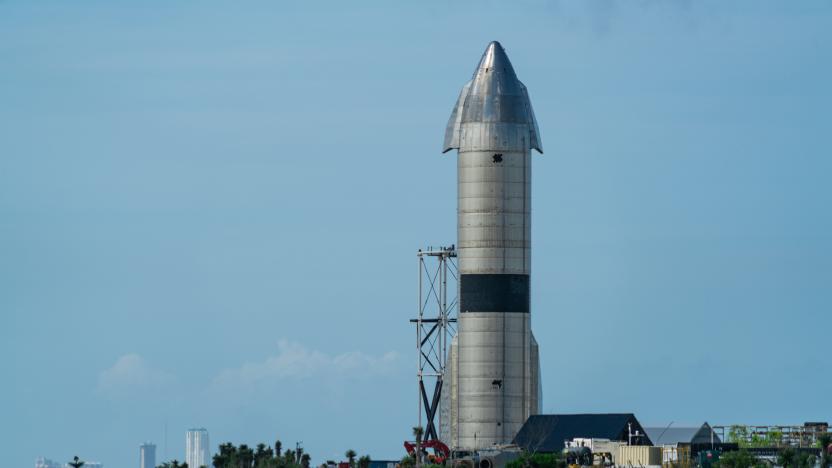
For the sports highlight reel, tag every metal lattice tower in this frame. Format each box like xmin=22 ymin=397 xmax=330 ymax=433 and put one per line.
xmin=411 ymin=245 xmax=458 ymax=442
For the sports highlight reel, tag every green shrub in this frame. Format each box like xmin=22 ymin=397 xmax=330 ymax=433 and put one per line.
xmin=506 ymin=452 xmax=565 ymax=468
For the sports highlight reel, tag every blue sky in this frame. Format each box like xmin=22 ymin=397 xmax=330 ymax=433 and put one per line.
xmin=1 ymin=1 xmax=830 ymax=467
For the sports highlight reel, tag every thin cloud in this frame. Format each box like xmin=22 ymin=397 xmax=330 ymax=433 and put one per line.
xmin=211 ymin=340 xmax=399 ymax=389
xmin=96 ymin=353 xmax=176 ymax=398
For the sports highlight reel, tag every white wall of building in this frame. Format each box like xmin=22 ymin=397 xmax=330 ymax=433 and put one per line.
xmin=186 ymin=428 xmax=210 ymax=468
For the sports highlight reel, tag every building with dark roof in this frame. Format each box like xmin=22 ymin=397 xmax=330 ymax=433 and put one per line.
xmin=512 ymin=414 xmax=652 ymax=453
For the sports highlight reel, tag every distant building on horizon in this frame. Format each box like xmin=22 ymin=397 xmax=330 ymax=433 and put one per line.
xmin=35 ymin=457 xmax=103 ymax=468
xmin=186 ymin=428 xmax=210 ymax=468
xmin=35 ymin=457 xmax=62 ymax=468
xmin=140 ymin=442 xmax=156 ymax=468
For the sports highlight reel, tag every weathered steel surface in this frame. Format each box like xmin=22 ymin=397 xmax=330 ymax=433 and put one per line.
xmin=441 ymin=41 xmax=543 ymax=450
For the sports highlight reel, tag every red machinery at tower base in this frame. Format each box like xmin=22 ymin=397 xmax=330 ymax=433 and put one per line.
xmin=404 ymin=440 xmax=451 ymax=464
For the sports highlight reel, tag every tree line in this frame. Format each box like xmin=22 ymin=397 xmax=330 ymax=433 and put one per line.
xmin=156 ymin=440 xmax=371 ymax=468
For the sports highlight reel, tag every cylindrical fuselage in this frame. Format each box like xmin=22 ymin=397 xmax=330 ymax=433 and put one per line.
xmin=443 ymin=41 xmax=542 ymax=450
xmin=457 ymin=131 xmax=532 ymax=449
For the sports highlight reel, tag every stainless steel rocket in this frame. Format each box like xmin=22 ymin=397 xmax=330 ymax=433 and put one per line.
xmin=440 ymin=41 xmax=542 ymax=450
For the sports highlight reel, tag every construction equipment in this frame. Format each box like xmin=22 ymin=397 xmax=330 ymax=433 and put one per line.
xmin=404 ymin=439 xmax=451 ymax=464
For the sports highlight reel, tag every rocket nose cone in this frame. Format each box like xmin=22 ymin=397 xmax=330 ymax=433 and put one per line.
xmin=443 ymin=41 xmax=544 ymax=153
xmin=474 ymin=41 xmax=517 ymax=79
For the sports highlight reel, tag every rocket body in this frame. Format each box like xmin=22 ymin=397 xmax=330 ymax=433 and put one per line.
xmin=441 ymin=42 xmax=542 ymax=450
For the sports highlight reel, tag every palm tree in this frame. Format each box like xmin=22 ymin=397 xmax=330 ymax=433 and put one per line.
xmin=68 ymin=457 xmax=84 ymax=468
xmin=801 ymin=455 xmax=817 ymax=468
xmin=253 ymin=443 xmax=273 ymax=468
xmin=345 ymin=449 xmax=357 ymax=468
xmin=301 ymin=453 xmax=312 ymax=468
xmin=237 ymin=444 xmax=254 ymax=468
xmin=819 ymin=434 xmax=832 ymax=468
xmin=778 ymin=448 xmax=796 ymax=468
xmin=412 ymin=426 xmax=424 ymax=467
xmin=284 ymin=449 xmax=297 ymax=464
xmin=214 ymin=443 xmax=238 ymax=468
xmin=357 ymin=455 xmax=371 ymax=468
xmin=255 ymin=443 xmax=269 ymax=458
xmin=158 ymin=461 xmax=188 ymax=468
xmin=275 ymin=440 xmax=283 ymax=461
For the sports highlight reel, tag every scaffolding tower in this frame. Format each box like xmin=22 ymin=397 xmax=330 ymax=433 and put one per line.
xmin=411 ymin=246 xmax=458 ymax=442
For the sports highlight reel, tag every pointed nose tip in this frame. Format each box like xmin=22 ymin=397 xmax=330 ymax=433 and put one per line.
xmin=476 ymin=40 xmax=516 ymax=77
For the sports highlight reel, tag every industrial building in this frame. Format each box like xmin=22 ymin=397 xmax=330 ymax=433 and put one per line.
xmin=645 ymin=422 xmax=723 ymax=465
xmin=645 ymin=423 xmax=721 ymax=448
xmin=512 ymin=414 xmax=652 ymax=453
xmin=712 ymin=422 xmax=829 ymax=448
xmin=367 ymin=460 xmax=399 ymax=468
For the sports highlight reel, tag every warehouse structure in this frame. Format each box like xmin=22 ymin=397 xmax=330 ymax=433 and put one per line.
xmin=512 ymin=414 xmax=652 ymax=453
xmin=645 ymin=422 xmax=723 ymax=465
xmin=645 ymin=422 xmax=721 ymax=447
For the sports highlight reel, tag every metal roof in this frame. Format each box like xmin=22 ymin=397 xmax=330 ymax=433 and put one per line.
xmin=644 ymin=423 xmax=722 ymax=446
xmin=513 ymin=414 xmax=653 ymax=453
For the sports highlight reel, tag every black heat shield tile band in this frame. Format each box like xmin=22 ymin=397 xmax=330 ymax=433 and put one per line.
xmin=460 ymin=274 xmax=530 ymax=313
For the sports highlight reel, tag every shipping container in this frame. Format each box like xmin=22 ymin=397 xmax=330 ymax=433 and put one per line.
xmin=616 ymin=445 xmax=662 ymax=467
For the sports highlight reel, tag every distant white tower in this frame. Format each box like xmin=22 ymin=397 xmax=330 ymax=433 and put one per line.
xmin=185 ymin=428 xmax=210 ymax=468
xmin=140 ymin=443 xmax=156 ymax=468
